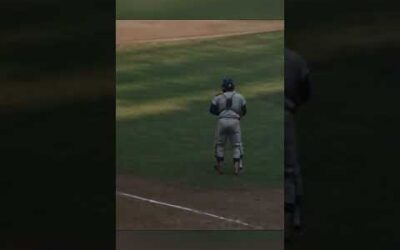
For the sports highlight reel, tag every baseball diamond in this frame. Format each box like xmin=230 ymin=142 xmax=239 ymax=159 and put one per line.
xmin=116 ymin=20 xmax=284 ymax=230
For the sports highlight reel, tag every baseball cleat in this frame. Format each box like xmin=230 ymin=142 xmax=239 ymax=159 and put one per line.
xmin=239 ymin=160 xmax=244 ymax=173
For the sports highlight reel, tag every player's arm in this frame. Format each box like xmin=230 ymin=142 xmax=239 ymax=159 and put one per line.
xmin=298 ymin=73 xmax=311 ymax=105
xmin=209 ymin=96 xmax=219 ymax=116
xmin=241 ymin=97 xmax=247 ymax=117
xmin=241 ymin=105 xmax=247 ymax=117
xmin=298 ymin=59 xmax=311 ymax=105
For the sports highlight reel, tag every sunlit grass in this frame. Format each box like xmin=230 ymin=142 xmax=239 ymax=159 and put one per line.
xmin=117 ymin=81 xmax=282 ymax=120
xmin=116 ymin=32 xmax=283 ymax=105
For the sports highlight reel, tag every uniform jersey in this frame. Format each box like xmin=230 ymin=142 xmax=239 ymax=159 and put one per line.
xmin=284 ymin=49 xmax=311 ymax=111
xmin=211 ymin=91 xmax=246 ymax=119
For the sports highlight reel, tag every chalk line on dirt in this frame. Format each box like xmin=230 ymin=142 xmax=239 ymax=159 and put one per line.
xmin=127 ymin=30 xmax=282 ymax=44
xmin=117 ymin=191 xmax=263 ymax=229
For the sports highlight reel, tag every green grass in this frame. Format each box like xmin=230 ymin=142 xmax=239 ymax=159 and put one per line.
xmin=116 ymin=0 xmax=283 ymax=20
xmin=117 ymin=31 xmax=283 ymax=188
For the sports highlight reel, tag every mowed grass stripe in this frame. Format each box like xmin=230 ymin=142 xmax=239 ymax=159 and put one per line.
xmin=117 ymin=32 xmax=283 ymax=188
xmin=117 ymin=81 xmax=282 ymax=120
xmin=117 ymin=32 xmax=283 ymax=104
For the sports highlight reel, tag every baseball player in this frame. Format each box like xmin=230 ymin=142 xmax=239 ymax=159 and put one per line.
xmin=284 ymin=48 xmax=311 ymax=239
xmin=209 ymin=78 xmax=247 ymax=175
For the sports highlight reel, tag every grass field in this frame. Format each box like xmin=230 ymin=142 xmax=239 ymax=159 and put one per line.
xmin=116 ymin=0 xmax=283 ymax=19
xmin=116 ymin=31 xmax=284 ymax=188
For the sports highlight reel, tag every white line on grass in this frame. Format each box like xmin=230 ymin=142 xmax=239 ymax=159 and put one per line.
xmin=117 ymin=191 xmax=263 ymax=230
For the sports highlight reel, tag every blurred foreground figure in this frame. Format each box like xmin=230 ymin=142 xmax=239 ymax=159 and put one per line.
xmin=284 ymin=49 xmax=311 ymax=240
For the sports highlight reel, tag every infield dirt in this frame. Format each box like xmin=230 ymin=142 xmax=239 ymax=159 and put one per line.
xmin=116 ymin=20 xmax=284 ymax=48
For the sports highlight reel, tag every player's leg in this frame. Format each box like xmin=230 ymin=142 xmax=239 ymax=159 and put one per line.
xmin=214 ymin=119 xmax=227 ymax=174
xmin=286 ymin=169 xmax=303 ymax=239
xmin=230 ymin=119 xmax=242 ymax=175
xmin=284 ymin=174 xmax=296 ymax=241
xmin=238 ymin=125 xmax=244 ymax=172
xmin=284 ymin=111 xmax=303 ymax=240
xmin=294 ymin=169 xmax=304 ymax=229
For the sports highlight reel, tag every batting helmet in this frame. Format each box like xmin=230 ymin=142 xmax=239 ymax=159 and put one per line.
xmin=221 ymin=78 xmax=235 ymax=92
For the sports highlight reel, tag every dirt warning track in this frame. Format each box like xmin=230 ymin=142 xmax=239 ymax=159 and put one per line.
xmin=116 ymin=20 xmax=284 ymax=48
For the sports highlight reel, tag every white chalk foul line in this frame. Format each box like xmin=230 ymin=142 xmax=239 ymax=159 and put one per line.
xmin=117 ymin=191 xmax=263 ymax=230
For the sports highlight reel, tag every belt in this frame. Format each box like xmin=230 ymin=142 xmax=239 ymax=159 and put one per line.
xmin=219 ymin=116 xmax=240 ymax=120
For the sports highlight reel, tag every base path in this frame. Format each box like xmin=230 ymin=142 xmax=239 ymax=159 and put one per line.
xmin=116 ymin=20 xmax=284 ymax=48
xmin=116 ymin=174 xmax=283 ymax=230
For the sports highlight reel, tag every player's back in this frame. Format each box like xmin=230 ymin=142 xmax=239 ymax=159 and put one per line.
xmin=285 ymin=49 xmax=311 ymax=110
xmin=215 ymin=91 xmax=246 ymax=119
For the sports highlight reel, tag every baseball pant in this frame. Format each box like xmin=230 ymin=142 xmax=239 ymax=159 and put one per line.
xmin=214 ymin=118 xmax=242 ymax=161
xmin=284 ymin=110 xmax=303 ymax=205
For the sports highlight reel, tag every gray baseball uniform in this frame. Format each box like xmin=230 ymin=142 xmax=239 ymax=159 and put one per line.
xmin=211 ymin=91 xmax=246 ymax=161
